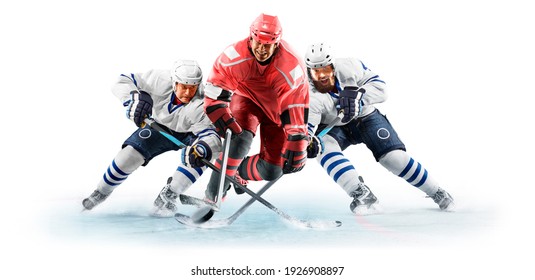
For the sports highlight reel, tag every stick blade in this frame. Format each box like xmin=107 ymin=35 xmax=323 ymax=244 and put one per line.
xmin=191 ymin=206 xmax=215 ymax=224
xmin=174 ymin=212 xmax=230 ymax=229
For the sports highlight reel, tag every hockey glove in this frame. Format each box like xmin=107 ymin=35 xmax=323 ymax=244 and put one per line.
xmin=182 ymin=140 xmax=212 ymax=168
xmin=126 ymin=90 xmax=153 ymax=127
xmin=282 ymin=134 xmax=308 ymax=174
xmin=205 ymin=102 xmax=242 ymax=137
xmin=307 ymin=135 xmax=324 ymax=158
xmin=339 ymin=86 xmax=365 ymax=123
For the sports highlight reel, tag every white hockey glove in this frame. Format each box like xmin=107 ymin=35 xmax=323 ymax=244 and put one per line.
xmin=339 ymin=86 xmax=365 ymax=123
xmin=182 ymin=140 xmax=212 ymax=168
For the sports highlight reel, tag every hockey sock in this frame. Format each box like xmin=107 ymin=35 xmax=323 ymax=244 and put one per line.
xmin=379 ymin=149 xmax=439 ymax=195
xmin=97 ymin=146 xmax=145 ymax=194
xmin=317 ymin=135 xmax=363 ymax=196
xmin=170 ymin=165 xmax=206 ymax=194
xmin=238 ymin=154 xmax=282 ymax=181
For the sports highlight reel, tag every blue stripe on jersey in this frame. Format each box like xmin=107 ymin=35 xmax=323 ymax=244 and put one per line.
xmin=177 ymin=166 xmax=196 ymax=183
xmin=398 ymin=158 xmax=414 ymax=177
xmin=320 ymin=152 xmax=344 ymax=167
xmin=197 ymin=128 xmax=218 ymax=139
xmin=360 ymin=61 xmax=368 ymax=70
xmin=168 ymin=94 xmax=184 ymax=113
xmin=334 ymin=79 xmax=342 ymax=93
xmin=193 ymin=167 xmax=204 ymax=177
xmin=120 ymin=74 xmax=138 ymax=87
xmin=363 ymin=75 xmax=381 ymax=85
xmin=369 ymin=78 xmax=386 ymax=84
xmin=328 ymin=92 xmax=339 ymax=99
xmin=333 ymin=165 xmax=355 ymax=182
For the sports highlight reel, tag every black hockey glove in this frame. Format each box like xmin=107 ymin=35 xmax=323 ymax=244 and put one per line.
xmin=307 ymin=135 xmax=324 ymax=158
xmin=126 ymin=90 xmax=153 ymax=127
xmin=339 ymin=86 xmax=365 ymax=123
xmin=182 ymin=140 xmax=212 ymax=168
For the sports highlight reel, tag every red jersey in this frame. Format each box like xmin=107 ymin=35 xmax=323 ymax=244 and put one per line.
xmin=205 ymin=38 xmax=309 ymax=136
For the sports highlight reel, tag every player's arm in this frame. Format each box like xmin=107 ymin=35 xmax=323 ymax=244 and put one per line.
xmin=203 ymin=59 xmax=243 ymax=138
xmin=111 ymin=71 xmax=156 ymax=127
xmin=306 ymin=93 xmax=326 ymax=159
xmin=353 ymin=59 xmax=387 ymax=106
xmin=280 ymin=82 xmax=310 ymax=173
xmin=183 ymin=102 xmax=223 ymax=168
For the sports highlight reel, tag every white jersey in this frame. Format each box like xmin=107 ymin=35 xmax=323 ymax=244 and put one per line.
xmin=308 ymin=57 xmax=387 ymax=135
xmin=112 ymin=69 xmax=221 ymax=151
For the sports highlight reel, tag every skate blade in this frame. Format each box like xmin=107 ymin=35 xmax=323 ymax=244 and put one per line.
xmin=441 ymin=201 xmax=456 ymax=212
xmin=352 ymin=203 xmax=383 ymax=216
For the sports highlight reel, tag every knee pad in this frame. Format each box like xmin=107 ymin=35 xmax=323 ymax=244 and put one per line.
xmin=257 ymin=160 xmax=283 ymax=181
xmin=378 ymin=149 xmax=410 ymax=174
xmin=115 ymin=145 xmax=145 ymax=172
xmin=229 ymin=130 xmax=254 ymax=158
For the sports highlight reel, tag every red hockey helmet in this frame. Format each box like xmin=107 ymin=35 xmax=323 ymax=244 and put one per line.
xmin=250 ymin=13 xmax=282 ymax=44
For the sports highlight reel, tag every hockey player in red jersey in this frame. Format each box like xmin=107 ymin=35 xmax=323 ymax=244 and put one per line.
xmin=196 ymin=13 xmax=309 ymax=201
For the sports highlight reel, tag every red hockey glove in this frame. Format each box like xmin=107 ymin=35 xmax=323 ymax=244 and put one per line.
xmin=282 ymin=134 xmax=308 ymax=174
xmin=205 ymin=101 xmax=242 ymax=138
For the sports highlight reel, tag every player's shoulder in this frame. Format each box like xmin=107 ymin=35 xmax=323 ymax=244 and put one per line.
xmin=217 ymin=38 xmax=254 ymax=66
xmin=272 ymin=40 xmax=307 ymax=87
xmin=275 ymin=40 xmax=305 ymax=69
xmin=334 ymin=57 xmax=363 ymax=70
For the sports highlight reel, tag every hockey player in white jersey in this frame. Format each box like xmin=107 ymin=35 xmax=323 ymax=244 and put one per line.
xmin=304 ymin=43 xmax=454 ymax=213
xmin=82 ymin=60 xmax=221 ymax=216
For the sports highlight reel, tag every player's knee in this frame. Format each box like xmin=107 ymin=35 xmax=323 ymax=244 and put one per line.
xmin=258 ymin=161 xmax=283 ymax=181
xmin=231 ymin=130 xmax=254 ymax=155
xmin=378 ymin=149 xmax=408 ymax=170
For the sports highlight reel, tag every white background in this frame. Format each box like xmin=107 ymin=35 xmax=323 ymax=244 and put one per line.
xmin=2 ymin=0 xmax=534 ymax=279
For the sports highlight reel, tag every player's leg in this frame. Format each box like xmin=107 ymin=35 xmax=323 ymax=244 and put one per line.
xmin=83 ymin=127 xmax=179 ymax=210
xmin=318 ymin=129 xmax=378 ymax=213
xmin=359 ymin=110 xmax=454 ymax=210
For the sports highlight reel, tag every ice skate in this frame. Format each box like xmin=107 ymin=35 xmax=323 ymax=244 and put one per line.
xmin=349 ymin=177 xmax=379 ymax=215
xmin=82 ymin=190 xmax=110 ymax=210
xmin=429 ymin=187 xmax=455 ymax=211
xmin=151 ymin=177 xmax=179 ymax=217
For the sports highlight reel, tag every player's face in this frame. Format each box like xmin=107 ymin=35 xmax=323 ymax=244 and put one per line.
xmin=309 ymin=65 xmax=335 ymax=93
xmin=174 ymin=83 xmax=198 ymax=103
xmin=250 ymin=38 xmax=278 ymax=62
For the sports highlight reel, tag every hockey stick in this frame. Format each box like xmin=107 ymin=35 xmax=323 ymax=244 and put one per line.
xmin=316 ymin=110 xmax=344 ymax=138
xmin=176 ymin=115 xmax=346 ymax=228
xmin=143 ymin=117 xmax=228 ymax=211
xmin=145 ymin=118 xmax=341 ymax=228
xmin=143 ymin=118 xmax=187 ymax=148
xmin=183 ymin=158 xmax=341 ymax=228
xmin=214 ymin=129 xmax=232 ymax=209
xmin=174 ymin=175 xmax=281 ymax=228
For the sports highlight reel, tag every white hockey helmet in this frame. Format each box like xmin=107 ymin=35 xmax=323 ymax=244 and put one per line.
xmin=304 ymin=43 xmax=334 ymax=69
xmin=171 ymin=60 xmax=203 ymax=85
